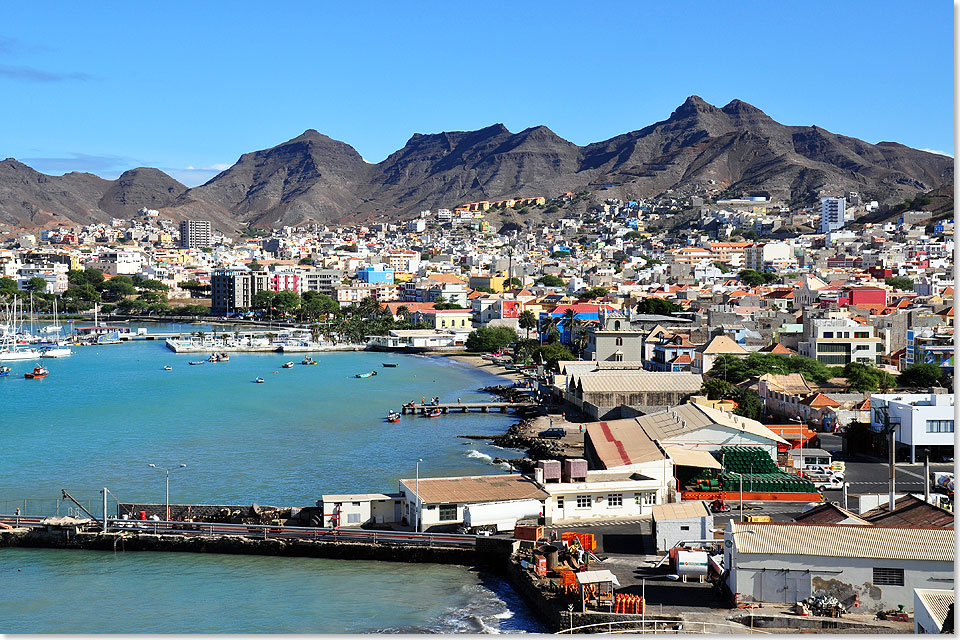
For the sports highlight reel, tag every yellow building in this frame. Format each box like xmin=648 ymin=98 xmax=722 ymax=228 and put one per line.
xmin=469 ymin=275 xmax=508 ymax=292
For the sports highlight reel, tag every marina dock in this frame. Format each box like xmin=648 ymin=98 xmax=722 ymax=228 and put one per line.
xmin=401 ymin=402 xmax=532 ymax=415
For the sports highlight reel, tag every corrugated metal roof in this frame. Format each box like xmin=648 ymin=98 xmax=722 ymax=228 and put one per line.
xmin=321 ymin=493 xmax=395 ymax=502
xmin=915 ymin=589 xmax=954 ymax=628
xmin=574 ymin=372 xmax=703 ymax=394
xmin=651 ymin=501 xmax=710 ymax=521
xmin=665 ymin=446 xmax=722 ymax=470
xmin=637 ymin=403 xmax=789 ymax=445
xmin=399 ymin=474 xmax=549 ymax=505
xmin=585 ymin=418 xmax=666 ymax=468
xmin=732 ymin=521 xmax=954 ymax=562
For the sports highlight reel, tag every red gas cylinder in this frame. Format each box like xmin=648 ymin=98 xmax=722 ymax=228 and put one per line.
xmin=139 ymin=510 xmax=147 ymax=520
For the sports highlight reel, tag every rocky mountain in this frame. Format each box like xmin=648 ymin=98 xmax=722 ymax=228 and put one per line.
xmin=0 ymin=97 xmax=952 ymax=232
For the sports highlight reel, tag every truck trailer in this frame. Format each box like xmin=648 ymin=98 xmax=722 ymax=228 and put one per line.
xmin=462 ymin=499 xmax=543 ymax=534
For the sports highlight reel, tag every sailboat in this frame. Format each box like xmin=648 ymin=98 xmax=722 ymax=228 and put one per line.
xmin=39 ymin=298 xmax=72 ymax=358
xmin=0 ymin=297 xmax=40 ymax=361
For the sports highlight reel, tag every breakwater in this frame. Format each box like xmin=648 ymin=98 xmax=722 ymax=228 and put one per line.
xmin=0 ymin=526 xmax=518 ymax=568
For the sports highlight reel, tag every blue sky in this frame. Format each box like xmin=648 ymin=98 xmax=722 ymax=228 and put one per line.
xmin=0 ymin=2 xmax=953 ymax=186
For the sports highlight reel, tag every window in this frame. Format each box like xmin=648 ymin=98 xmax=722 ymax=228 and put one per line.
xmin=641 ymin=492 xmax=657 ymax=506
xmin=823 ymin=332 xmax=834 ymax=338
xmin=347 ymin=513 xmax=361 ymax=524
xmin=680 ymin=525 xmax=690 ymax=531
xmin=854 ymin=332 xmax=869 ymax=339
xmin=615 ymin=337 xmax=623 ymax=346
xmin=576 ymin=495 xmax=592 ymax=509
xmin=872 ymin=567 xmax=904 ymax=586
xmin=438 ymin=504 xmax=457 ymax=521
xmin=557 ymin=497 xmax=564 ymax=510
xmin=926 ymin=420 xmax=954 ymax=433
xmin=607 ymin=493 xmax=622 ymax=508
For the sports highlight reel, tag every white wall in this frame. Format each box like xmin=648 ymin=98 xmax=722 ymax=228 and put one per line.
xmin=654 ymin=516 xmax=711 ymax=552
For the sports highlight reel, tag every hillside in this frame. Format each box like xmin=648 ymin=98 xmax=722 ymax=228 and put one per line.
xmin=0 ymin=97 xmax=952 ymax=233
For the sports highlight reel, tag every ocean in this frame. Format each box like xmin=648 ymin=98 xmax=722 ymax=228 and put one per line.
xmin=0 ymin=324 xmax=545 ymax=633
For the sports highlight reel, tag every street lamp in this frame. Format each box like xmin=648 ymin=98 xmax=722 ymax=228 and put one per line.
xmin=148 ymin=463 xmax=187 ymax=521
xmin=415 ymin=458 xmax=423 ymax=533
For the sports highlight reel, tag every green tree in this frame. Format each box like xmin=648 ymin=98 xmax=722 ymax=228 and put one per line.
xmin=729 ymin=386 xmax=762 ymax=420
xmin=298 ymin=257 xmax=315 ymax=265
xmin=0 ymin=277 xmax=17 ymax=296
xmin=518 ymin=310 xmax=537 ymax=340
xmin=465 ymin=326 xmax=518 ymax=352
xmin=138 ymin=279 xmax=169 ymax=292
xmin=248 ymin=260 xmax=264 ymax=271
xmin=623 ymin=231 xmax=644 ymax=241
xmin=551 ymin=250 xmax=571 ymax=259
xmin=25 ymin=277 xmax=49 ymax=293
xmin=104 ymin=278 xmax=138 ymax=298
xmin=536 ymin=274 xmax=565 ymax=287
xmin=701 ymin=379 xmax=733 ymax=400
xmin=252 ymin=290 xmax=276 ymax=314
xmin=884 ymin=276 xmax=914 ymax=291
xmin=579 ymin=287 xmax=609 ymax=301
xmin=634 ymin=297 xmax=681 ymax=315
xmin=504 ymin=277 xmax=522 ymax=288
xmin=532 ymin=343 xmax=574 ymax=370
xmin=738 ymin=269 xmax=776 ymax=287
xmin=273 ymin=290 xmax=302 ymax=315
xmin=713 ymin=261 xmax=731 ymax=273
xmin=83 ymin=268 xmax=105 ymax=288
xmin=898 ymin=363 xmax=946 ymax=388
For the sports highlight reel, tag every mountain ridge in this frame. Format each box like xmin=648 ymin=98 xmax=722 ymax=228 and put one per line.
xmin=0 ymin=97 xmax=951 ymax=233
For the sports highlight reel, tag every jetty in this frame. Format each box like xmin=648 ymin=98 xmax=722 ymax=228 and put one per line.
xmin=401 ymin=402 xmax=532 ymax=415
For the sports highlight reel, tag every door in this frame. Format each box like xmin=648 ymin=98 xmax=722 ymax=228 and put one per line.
xmin=554 ymin=496 xmax=565 ymax=523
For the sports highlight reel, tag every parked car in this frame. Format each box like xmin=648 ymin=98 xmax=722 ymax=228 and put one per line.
xmin=539 ymin=427 xmax=566 ymax=439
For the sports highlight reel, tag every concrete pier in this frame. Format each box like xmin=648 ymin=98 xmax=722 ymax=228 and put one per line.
xmin=401 ymin=402 xmax=532 ymax=415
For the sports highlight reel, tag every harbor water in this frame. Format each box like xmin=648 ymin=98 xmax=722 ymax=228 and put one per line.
xmin=0 ymin=324 xmax=545 ymax=633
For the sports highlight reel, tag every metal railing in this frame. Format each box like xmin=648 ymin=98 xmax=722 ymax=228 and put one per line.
xmin=0 ymin=514 xmax=478 ymax=548
xmin=557 ymin=619 xmax=770 ymax=634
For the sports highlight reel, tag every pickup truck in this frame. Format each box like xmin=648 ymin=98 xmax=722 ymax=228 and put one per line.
xmin=538 ymin=427 xmax=566 ymax=439
xmin=803 ymin=470 xmax=846 ymax=490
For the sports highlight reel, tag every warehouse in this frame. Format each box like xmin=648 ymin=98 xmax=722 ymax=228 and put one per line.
xmin=723 ymin=520 xmax=954 ymax=612
xmin=565 ymin=371 xmax=703 ymax=419
xmin=651 ymin=501 xmax=712 ymax=553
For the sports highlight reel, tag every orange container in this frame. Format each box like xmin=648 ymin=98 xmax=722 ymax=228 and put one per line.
xmin=514 ymin=525 xmax=544 ymax=541
xmin=534 ymin=554 xmax=547 ymax=577
xmin=561 ymin=531 xmax=596 ymax=550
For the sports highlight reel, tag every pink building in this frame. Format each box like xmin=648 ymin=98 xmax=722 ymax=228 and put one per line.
xmin=269 ymin=273 xmax=301 ymax=293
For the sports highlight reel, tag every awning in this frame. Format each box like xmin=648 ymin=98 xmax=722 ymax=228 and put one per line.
xmin=575 ymin=570 xmax=621 ymax=587
xmin=665 ymin=446 xmax=722 ymax=470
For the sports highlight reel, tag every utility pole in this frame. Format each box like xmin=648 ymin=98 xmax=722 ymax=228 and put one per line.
xmin=924 ymin=453 xmax=930 ymax=504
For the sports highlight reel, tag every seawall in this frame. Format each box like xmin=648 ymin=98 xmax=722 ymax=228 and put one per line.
xmin=0 ymin=527 xmax=517 ymax=569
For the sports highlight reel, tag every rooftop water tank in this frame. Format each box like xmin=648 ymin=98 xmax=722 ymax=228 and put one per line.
xmin=562 ymin=458 xmax=588 ymax=482
xmin=537 ymin=460 xmax=561 ymax=481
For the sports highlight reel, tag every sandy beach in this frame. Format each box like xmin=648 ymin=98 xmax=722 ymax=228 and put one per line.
xmin=444 ymin=353 xmax=524 ymax=384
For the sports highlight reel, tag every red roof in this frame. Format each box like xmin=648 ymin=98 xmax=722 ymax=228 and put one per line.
xmin=799 ymin=393 xmax=842 ymax=408
xmin=552 ymin=304 xmax=616 ymax=314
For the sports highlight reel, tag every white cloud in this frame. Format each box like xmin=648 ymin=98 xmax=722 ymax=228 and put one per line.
xmin=920 ymin=148 xmax=953 ymax=157
xmin=209 ymin=163 xmax=231 ymax=171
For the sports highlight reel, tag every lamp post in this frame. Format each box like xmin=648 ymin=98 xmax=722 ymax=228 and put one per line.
xmin=789 ymin=416 xmax=805 ymax=476
xmin=415 ymin=458 xmax=423 ymax=533
xmin=148 ymin=463 xmax=187 ymax=521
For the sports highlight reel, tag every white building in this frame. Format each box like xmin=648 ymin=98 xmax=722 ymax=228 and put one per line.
xmin=724 ymin=520 xmax=954 ymax=612
xmin=820 ymin=197 xmax=846 ymax=234
xmin=870 ymin=393 xmax=955 ymax=463
xmin=180 ymin=220 xmax=212 ymax=249
xmin=89 ymin=250 xmax=144 ymax=276
xmin=744 ymin=242 xmax=796 ymax=272
xmin=319 ymin=493 xmax=402 ymax=528
xmin=539 ymin=468 xmax=671 ymax=524
xmin=652 ymin=501 xmax=712 ymax=553
xmin=913 ymin=589 xmax=954 ymax=634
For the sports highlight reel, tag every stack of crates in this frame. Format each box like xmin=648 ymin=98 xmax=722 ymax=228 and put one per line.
xmin=720 ymin=446 xmax=817 ymax=493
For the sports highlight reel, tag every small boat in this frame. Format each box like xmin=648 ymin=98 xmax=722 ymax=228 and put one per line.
xmin=281 ymin=361 xmax=295 ymax=369
xmin=0 ymin=366 xmax=10 ymax=377
xmin=301 ymin=357 xmax=317 ymax=365
xmin=163 ymin=366 xmax=172 ymax=371
xmin=426 ymin=408 xmax=443 ymax=418
xmin=219 ymin=353 xmax=230 ymax=362
xmin=24 ymin=365 xmax=48 ymax=379
xmin=208 ymin=354 xmax=220 ymax=363
xmin=189 ymin=361 xmax=205 ymax=366
xmin=255 ymin=377 xmax=265 ymax=384
xmin=387 ymin=411 xmax=402 ymax=422
xmin=355 ymin=371 xmax=377 ymax=378
xmin=382 ymin=362 xmax=399 ymax=368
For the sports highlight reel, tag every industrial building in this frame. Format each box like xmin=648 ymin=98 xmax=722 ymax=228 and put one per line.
xmin=723 ymin=520 xmax=954 ymax=611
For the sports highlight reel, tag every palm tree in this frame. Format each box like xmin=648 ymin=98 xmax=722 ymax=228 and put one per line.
xmin=309 ymin=324 xmax=321 ymax=344
xmin=561 ymin=308 xmax=578 ymax=345
xmin=518 ymin=310 xmax=537 ymax=340
xmin=396 ymin=305 xmax=411 ymax=323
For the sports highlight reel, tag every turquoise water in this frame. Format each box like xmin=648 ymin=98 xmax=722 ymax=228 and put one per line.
xmin=0 ymin=549 xmax=541 ymax=634
xmin=0 ymin=324 xmax=543 ymax=633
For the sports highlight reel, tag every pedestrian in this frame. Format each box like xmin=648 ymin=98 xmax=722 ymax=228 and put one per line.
xmin=579 ymin=424 xmax=584 ymax=434
xmin=457 ymin=397 xmax=461 ymax=404
xmin=15 ymin=507 xmax=20 ymax=517
xmin=422 ymin=396 xmax=425 ymax=404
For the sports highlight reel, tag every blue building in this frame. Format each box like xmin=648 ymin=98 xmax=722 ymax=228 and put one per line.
xmin=357 ymin=265 xmax=395 ymax=284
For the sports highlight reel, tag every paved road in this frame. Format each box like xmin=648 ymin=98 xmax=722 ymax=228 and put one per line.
xmin=822 ymin=460 xmax=953 ymax=498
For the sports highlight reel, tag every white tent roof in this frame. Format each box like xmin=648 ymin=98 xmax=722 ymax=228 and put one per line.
xmin=575 ymin=570 xmax=621 ymax=587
